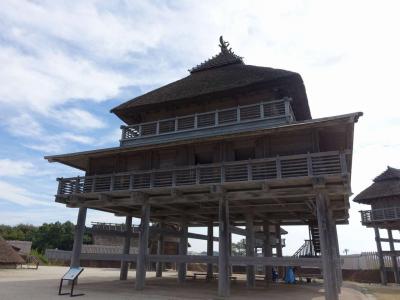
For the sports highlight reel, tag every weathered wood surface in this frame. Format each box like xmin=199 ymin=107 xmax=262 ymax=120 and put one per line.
xmin=207 ymin=223 xmax=214 ymax=279
xmin=70 ymin=207 xmax=87 ymax=268
xmin=120 ymin=216 xmax=132 ymax=280
xmin=120 ymin=99 xmax=293 ymax=144
xmin=58 ymin=151 xmax=348 ymax=196
xmin=316 ymin=191 xmax=339 ymax=300
xmin=245 ymin=213 xmax=255 ymax=288
xmin=387 ymin=229 xmax=400 ymax=284
xmin=218 ymin=195 xmax=230 ymax=297
xmin=374 ymin=227 xmax=388 ymax=285
xmin=135 ymin=200 xmax=150 ymax=290
xmin=178 ymin=220 xmax=188 ymax=283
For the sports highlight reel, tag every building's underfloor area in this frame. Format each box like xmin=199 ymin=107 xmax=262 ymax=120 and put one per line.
xmin=0 ymin=266 xmax=379 ymax=300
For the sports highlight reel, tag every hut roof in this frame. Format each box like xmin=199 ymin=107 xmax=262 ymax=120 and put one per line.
xmin=353 ymin=167 xmax=400 ymax=204
xmin=0 ymin=236 xmax=25 ymax=265
xmin=6 ymin=240 xmax=32 ymax=256
xmin=111 ymin=37 xmax=311 ymax=124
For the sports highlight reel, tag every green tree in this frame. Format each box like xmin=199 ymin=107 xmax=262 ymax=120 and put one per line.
xmin=232 ymin=238 xmax=246 ymax=256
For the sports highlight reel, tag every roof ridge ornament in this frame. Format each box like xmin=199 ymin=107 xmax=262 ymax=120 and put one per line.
xmin=189 ymin=36 xmax=244 ymax=73
xmin=219 ymin=36 xmax=232 ymax=53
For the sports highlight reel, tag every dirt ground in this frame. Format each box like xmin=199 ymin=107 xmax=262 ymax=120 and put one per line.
xmin=345 ymin=282 xmax=400 ymax=300
xmin=0 ymin=266 xmax=385 ymax=300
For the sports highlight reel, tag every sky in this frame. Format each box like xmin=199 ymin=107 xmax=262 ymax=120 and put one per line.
xmin=0 ymin=0 xmax=399 ymax=255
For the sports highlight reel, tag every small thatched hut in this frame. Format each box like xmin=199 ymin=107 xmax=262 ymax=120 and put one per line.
xmin=0 ymin=236 xmax=25 ymax=269
xmin=353 ymin=166 xmax=400 ymax=285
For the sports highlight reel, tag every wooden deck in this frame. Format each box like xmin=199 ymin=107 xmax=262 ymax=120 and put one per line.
xmin=56 ymin=150 xmax=351 ymax=226
xmin=120 ymin=98 xmax=294 ymax=146
xmin=360 ymin=207 xmax=400 ymax=226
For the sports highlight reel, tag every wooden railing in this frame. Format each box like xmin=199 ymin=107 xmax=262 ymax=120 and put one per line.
xmin=120 ymin=98 xmax=294 ymax=144
xmin=360 ymin=207 xmax=400 ymax=224
xmin=56 ymin=151 xmax=348 ymax=196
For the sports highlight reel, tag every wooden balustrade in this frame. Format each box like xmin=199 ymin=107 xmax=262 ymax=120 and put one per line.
xmin=57 ymin=151 xmax=348 ymax=196
xmin=360 ymin=207 xmax=400 ymax=224
xmin=120 ymin=98 xmax=294 ymax=143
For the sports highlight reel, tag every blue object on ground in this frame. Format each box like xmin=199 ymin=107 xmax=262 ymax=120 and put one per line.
xmin=284 ymin=267 xmax=295 ymax=284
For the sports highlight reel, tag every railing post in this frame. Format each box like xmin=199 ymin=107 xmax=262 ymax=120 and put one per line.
xmin=339 ymin=152 xmax=348 ymax=174
xmin=221 ymin=164 xmax=225 ymax=183
xmin=276 ymin=156 xmax=282 ymax=179
xmin=307 ymin=152 xmax=313 ymax=176
xmin=57 ymin=178 xmax=63 ymax=195
xmin=74 ymin=176 xmax=80 ymax=194
xmin=215 ymin=110 xmax=219 ymax=126
xmin=156 ymin=122 xmax=160 ymax=135
xmin=194 ymin=113 xmax=198 ymax=129
xmin=247 ymin=160 xmax=252 ymax=181
xmin=172 ymin=170 xmax=176 ymax=187
xmin=284 ymin=97 xmax=292 ymax=123
xmin=139 ymin=125 xmax=142 ymax=137
xmin=91 ymin=177 xmax=96 ymax=193
xmin=120 ymin=126 xmax=126 ymax=141
xmin=174 ymin=118 xmax=178 ymax=132
xmin=196 ymin=166 xmax=200 ymax=184
xmin=237 ymin=106 xmax=240 ymax=122
xmin=129 ymin=174 xmax=133 ymax=190
xmin=110 ymin=175 xmax=115 ymax=192
xmin=260 ymin=102 xmax=264 ymax=119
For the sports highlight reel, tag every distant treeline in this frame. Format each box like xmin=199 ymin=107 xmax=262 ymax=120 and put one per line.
xmin=0 ymin=222 xmax=92 ymax=253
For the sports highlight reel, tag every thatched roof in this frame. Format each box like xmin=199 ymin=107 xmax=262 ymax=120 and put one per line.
xmin=111 ymin=38 xmax=311 ymax=124
xmin=0 ymin=236 xmax=25 ymax=265
xmin=353 ymin=167 xmax=400 ymax=204
xmin=7 ymin=240 xmax=32 ymax=256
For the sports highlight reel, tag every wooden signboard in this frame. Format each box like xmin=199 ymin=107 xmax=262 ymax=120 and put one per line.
xmin=58 ymin=267 xmax=84 ymax=297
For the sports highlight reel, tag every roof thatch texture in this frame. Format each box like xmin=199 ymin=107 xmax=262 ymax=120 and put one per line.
xmin=111 ymin=38 xmax=311 ymax=124
xmin=353 ymin=167 xmax=400 ymax=204
xmin=0 ymin=236 xmax=25 ymax=265
xmin=6 ymin=240 xmax=32 ymax=256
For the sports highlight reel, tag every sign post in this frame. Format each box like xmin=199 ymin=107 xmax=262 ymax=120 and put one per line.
xmin=58 ymin=267 xmax=84 ymax=297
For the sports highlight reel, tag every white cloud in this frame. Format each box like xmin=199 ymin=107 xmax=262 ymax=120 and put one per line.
xmin=0 ymin=159 xmax=34 ymax=177
xmin=53 ymin=108 xmax=106 ymax=130
xmin=0 ymin=180 xmax=49 ymax=206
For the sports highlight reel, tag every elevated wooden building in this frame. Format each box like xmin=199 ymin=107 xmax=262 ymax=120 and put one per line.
xmin=354 ymin=167 xmax=400 ymax=284
xmin=46 ymin=37 xmax=362 ymax=299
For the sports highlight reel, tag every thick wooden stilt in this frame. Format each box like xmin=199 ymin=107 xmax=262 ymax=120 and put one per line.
xmin=177 ymin=220 xmax=188 ymax=283
xmin=316 ymin=191 xmax=339 ymax=300
xmin=156 ymin=222 xmax=164 ymax=278
xmin=275 ymin=223 xmax=283 ymax=277
xmin=328 ymin=213 xmax=342 ymax=293
xmin=388 ymin=229 xmax=400 ymax=284
xmin=135 ymin=200 xmax=150 ymax=290
xmin=374 ymin=227 xmax=388 ymax=285
xmin=70 ymin=207 xmax=87 ymax=268
xmin=120 ymin=216 xmax=132 ymax=280
xmin=207 ymin=222 xmax=214 ymax=279
xmin=263 ymin=220 xmax=272 ymax=284
xmin=246 ymin=213 xmax=255 ymax=288
xmin=218 ymin=195 xmax=230 ymax=297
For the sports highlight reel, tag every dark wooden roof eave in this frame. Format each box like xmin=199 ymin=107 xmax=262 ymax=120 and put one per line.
xmin=44 ymin=111 xmax=362 ymax=171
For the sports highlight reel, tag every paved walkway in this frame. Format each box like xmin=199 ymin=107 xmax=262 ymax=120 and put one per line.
xmin=0 ymin=266 xmax=371 ymax=300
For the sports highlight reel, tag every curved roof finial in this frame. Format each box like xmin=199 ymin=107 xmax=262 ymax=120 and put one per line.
xmin=219 ymin=36 xmax=231 ymax=53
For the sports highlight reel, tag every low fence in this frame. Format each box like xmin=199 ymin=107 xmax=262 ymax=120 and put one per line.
xmin=341 ymin=252 xmax=399 ymax=270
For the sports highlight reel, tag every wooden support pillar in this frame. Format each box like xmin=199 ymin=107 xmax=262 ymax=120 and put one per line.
xmin=263 ymin=220 xmax=273 ymax=284
xmin=70 ymin=207 xmax=87 ymax=268
xmin=177 ymin=219 xmax=188 ymax=283
xmin=374 ymin=227 xmax=388 ymax=285
xmin=246 ymin=213 xmax=255 ymax=288
xmin=275 ymin=223 xmax=283 ymax=278
xmin=207 ymin=222 xmax=214 ymax=280
xmin=120 ymin=216 xmax=132 ymax=280
xmin=388 ymin=229 xmax=400 ymax=284
xmin=156 ymin=222 xmax=164 ymax=278
xmin=135 ymin=199 xmax=150 ymax=290
xmin=316 ymin=190 xmax=339 ymax=300
xmin=229 ymin=230 xmax=233 ymax=276
xmin=218 ymin=195 xmax=230 ymax=297
xmin=329 ymin=216 xmax=342 ymax=293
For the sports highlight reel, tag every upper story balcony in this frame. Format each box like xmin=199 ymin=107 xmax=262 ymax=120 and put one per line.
xmin=56 ymin=150 xmax=348 ymax=198
xmin=120 ymin=97 xmax=295 ymax=147
xmin=360 ymin=207 xmax=400 ymax=226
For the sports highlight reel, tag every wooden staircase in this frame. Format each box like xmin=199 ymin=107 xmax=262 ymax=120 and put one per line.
xmin=292 ymin=224 xmax=321 ymax=257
